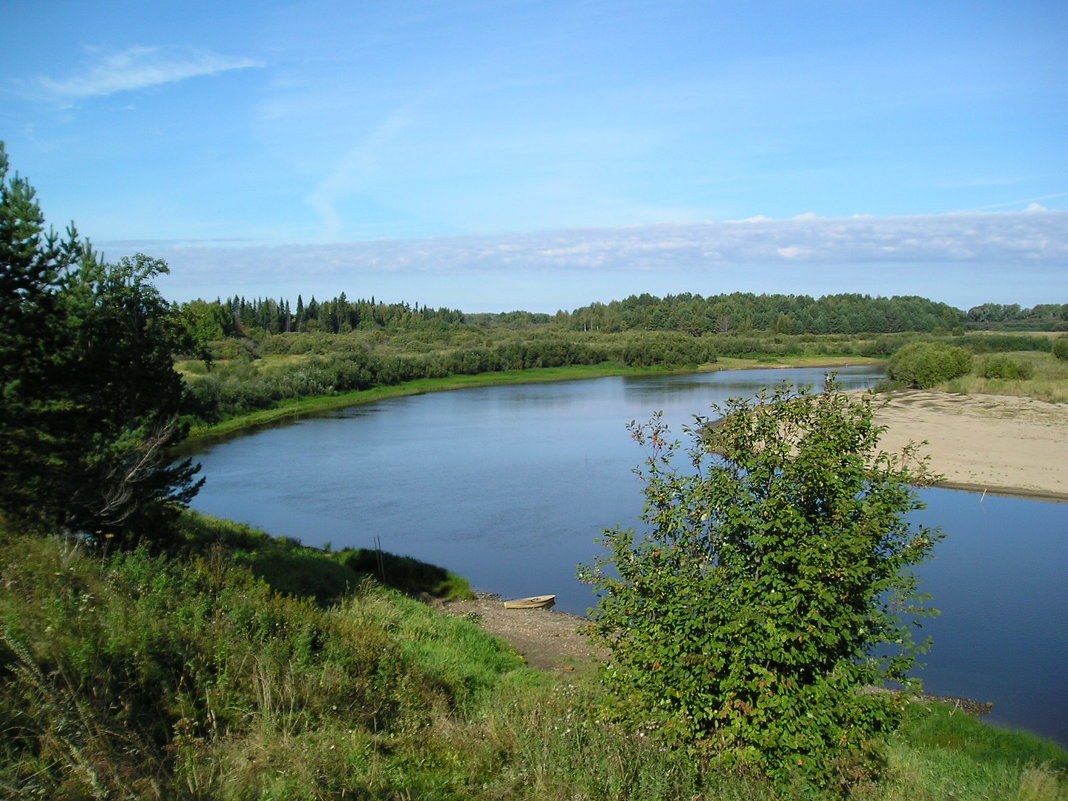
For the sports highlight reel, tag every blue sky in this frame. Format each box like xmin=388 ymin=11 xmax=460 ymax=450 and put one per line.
xmin=2 ymin=0 xmax=1065 ymax=312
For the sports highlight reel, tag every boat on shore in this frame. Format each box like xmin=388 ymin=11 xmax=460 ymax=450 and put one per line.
xmin=503 ymin=595 xmax=556 ymax=609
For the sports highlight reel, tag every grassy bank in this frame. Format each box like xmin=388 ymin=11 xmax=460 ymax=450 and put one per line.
xmin=186 ymin=362 xmax=693 ymax=442
xmin=942 ymin=349 xmax=1068 ymax=403
xmin=2 ymin=516 xmax=1065 ymax=800
xmin=186 ymin=356 xmax=882 ymax=443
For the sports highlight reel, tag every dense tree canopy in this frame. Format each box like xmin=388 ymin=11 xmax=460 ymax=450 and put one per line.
xmin=179 ymin=292 xmax=1067 ymax=345
xmin=564 ymin=292 xmax=967 ymax=335
xmin=0 ymin=143 xmax=201 ymax=543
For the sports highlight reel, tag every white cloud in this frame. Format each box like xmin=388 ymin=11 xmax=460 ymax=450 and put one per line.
xmin=112 ymin=209 xmax=1065 ymax=312
xmin=37 ymin=46 xmax=264 ymax=100
xmin=119 ymin=210 xmax=1068 ymax=292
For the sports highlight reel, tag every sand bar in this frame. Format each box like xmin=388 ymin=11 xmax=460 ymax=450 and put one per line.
xmin=870 ymin=390 xmax=1068 ymax=502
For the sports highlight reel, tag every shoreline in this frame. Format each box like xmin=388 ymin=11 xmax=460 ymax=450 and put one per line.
xmin=182 ymin=356 xmax=878 ymax=446
xmin=183 ymin=363 xmax=691 ymax=446
xmin=870 ymin=389 xmax=1068 ymax=504
xmin=928 ymin=481 xmax=1068 ymax=504
xmin=182 ymin=360 xmax=1068 ymax=503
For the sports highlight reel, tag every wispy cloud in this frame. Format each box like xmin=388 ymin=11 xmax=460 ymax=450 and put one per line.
xmin=111 ymin=210 xmax=1065 ymax=310
xmin=305 ymin=111 xmax=416 ymax=240
xmin=36 ymin=45 xmax=264 ymax=101
xmin=952 ymin=192 xmax=1068 ymax=213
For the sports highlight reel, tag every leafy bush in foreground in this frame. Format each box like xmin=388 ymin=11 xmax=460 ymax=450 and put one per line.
xmin=582 ymin=379 xmax=942 ymax=794
xmin=1053 ymin=338 xmax=1068 ymax=361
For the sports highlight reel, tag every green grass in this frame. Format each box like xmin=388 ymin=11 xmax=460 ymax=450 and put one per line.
xmin=0 ymin=524 xmax=520 ymax=800
xmin=2 ymin=520 xmax=1065 ymax=800
xmin=942 ymin=350 xmax=1068 ymax=403
xmin=185 ymin=362 xmax=703 ymax=441
xmin=863 ymin=702 xmax=1068 ymax=800
xmin=175 ymin=510 xmax=475 ymax=602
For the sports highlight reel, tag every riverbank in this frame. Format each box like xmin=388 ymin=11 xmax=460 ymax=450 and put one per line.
xmin=184 ymin=356 xmax=879 ymax=443
xmin=872 ymin=389 xmax=1068 ymax=502
xmin=185 ymin=358 xmax=1068 ymax=502
xmin=440 ymin=594 xmax=996 ymax=718
xmin=185 ymin=363 xmax=688 ymax=443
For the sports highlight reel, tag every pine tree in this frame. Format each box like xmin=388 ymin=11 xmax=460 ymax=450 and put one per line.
xmin=0 ymin=143 xmax=202 ymax=543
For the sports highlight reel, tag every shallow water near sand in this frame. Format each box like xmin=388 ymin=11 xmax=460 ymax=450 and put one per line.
xmin=187 ymin=365 xmax=1068 ymax=745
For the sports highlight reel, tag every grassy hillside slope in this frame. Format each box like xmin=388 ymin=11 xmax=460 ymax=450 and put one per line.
xmin=2 ymin=516 xmax=1065 ymax=800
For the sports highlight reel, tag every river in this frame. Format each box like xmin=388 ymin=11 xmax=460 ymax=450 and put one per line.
xmin=187 ymin=365 xmax=1068 ymax=745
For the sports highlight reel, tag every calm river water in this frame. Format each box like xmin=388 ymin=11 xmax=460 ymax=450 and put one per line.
xmin=188 ymin=366 xmax=1068 ymax=745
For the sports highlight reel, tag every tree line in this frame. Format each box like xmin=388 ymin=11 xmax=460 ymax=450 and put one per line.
xmin=563 ymin=292 xmax=1067 ymax=335
xmin=181 ymin=291 xmax=1067 ymax=346
xmin=182 ymin=294 xmax=466 ymax=342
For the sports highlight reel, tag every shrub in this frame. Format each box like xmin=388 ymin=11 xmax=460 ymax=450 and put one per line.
xmin=1053 ymin=338 xmax=1068 ymax=361
xmin=980 ymin=356 xmax=1035 ymax=380
xmin=581 ymin=378 xmax=942 ymax=794
xmin=887 ymin=342 xmax=973 ymax=388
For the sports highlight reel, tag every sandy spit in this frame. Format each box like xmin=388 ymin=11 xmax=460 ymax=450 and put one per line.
xmin=869 ymin=390 xmax=1068 ymax=502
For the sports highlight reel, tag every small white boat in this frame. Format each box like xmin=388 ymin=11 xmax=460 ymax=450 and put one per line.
xmin=503 ymin=594 xmax=556 ymax=609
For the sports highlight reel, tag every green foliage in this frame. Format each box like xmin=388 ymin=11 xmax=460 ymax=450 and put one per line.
xmin=886 ymin=342 xmax=973 ymax=388
xmin=568 ymin=292 xmax=966 ymax=335
xmin=1053 ymin=338 xmax=1068 ymax=361
xmin=0 ymin=144 xmax=201 ymax=542
xmin=0 ymin=529 xmax=520 ymax=800
xmin=955 ymin=333 xmax=1056 ymax=353
xmin=334 ymin=547 xmax=474 ymax=599
xmin=1 ymin=521 xmax=1063 ymax=800
xmin=882 ymin=701 xmax=1068 ymax=801
xmin=967 ymin=301 xmax=1068 ymax=330
xmin=580 ymin=379 xmax=942 ymax=793
xmin=980 ymin=356 xmax=1035 ymax=380
xmin=173 ymin=511 xmax=474 ymax=603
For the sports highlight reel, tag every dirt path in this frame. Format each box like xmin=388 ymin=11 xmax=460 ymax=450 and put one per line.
xmin=439 ymin=594 xmax=607 ymax=671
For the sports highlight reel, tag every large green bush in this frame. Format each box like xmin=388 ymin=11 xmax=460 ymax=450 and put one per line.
xmin=1053 ymin=338 xmax=1068 ymax=361
xmin=886 ymin=342 xmax=973 ymax=388
xmin=581 ymin=379 xmax=942 ymax=794
xmin=980 ymin=356 xmax=1035 ymax=380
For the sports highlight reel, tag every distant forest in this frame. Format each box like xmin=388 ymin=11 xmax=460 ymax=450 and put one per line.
xmin=172 ymin=292 xmax=1065 ymax=425
xmin=181 ymin=292 xmax=1067 ymax=340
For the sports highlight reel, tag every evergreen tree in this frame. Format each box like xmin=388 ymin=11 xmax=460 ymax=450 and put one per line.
xmin=0 ymin=143 xmax=201 ymax=543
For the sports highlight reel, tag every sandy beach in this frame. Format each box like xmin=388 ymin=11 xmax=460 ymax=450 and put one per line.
xmin=870 ymin=390 xmax=1068 ymax=502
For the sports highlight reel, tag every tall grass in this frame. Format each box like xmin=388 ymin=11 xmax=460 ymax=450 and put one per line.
xmin=0 ymin=528 xmax=516 ymax=800
xmin=174 ymin=510 xmax=475 ymax=602
xmin=942 ymin=351 xmax=1068 ymax=403
xmin=2 ymin=522 xmax=1064 ymax=800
